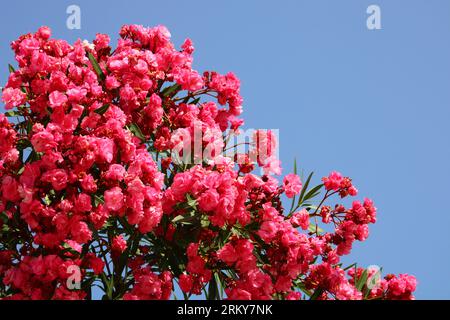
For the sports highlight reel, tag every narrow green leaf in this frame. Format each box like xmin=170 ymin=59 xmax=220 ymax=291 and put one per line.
xmin=200 ymin=216 xmax=210 ymax=228
xmin=101 ymin=273 xmax=113 ymax=300
xmin=186 ymin=194 xmax=197 ymax=208
xmin=93 ymin=195 xmax=104 ymax=207
xmin=356 ymin=269 xmax=369 ymax=291
xmin=8 ymin=64 xmax=15 ymax=73
xmin=4 ymin=110 xmax=21 ymax=117
xmin=128 ymin=123 xmax=146 ymax=142
xmin=172 ymin=214 xmax=195 ymax=225
xmin=26 ymin=120 xmax=32 ymax=134
xmin=298 ymin=172 xmax=313 ymax=204
xmin=87 ymin=52 xmax=105 ymax=81
xmin=191 ymin=97 xmax=201 ymax=105
xmin=343 ymin=263 xmax=357 ymax=271
xmin=161 ymin=83 xmax=182 ymax=97
xmin=309 ymin=288 xmax=324 ymax=300
xmin=172 ymin=215 xmax=185 ymax=223
xmin=302 ymin=184 xmax=324 ymax=202
xmin=208 ymin=275 xmax=219 ymax=300
xmin=94 ymin=103 xmax=110 ymax=115
xmin=214 ymin=273 xmax=223 ymax=299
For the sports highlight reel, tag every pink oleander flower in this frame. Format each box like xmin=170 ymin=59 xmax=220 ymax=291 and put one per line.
xmin=48 ymin=91 xmax=68 ymax=108
xmin=322 ymin=171 xmax=343 ymax=191
xmin=179 ymin=274 xmax=194 ymax=293
xmin=112 ymin=235 xmax=128 ymax=253
xmin=263 ymin=155 xmax=282 ymax=175
xmin=291 ymin=209 xmax=310 ymax=230
xmin=1 ymin=87 xmax=26 ymax=109
xmin=104 ymin=187 xmax=124 ymax=212
xmin=283 ymin=173 xmax=302 ymax=198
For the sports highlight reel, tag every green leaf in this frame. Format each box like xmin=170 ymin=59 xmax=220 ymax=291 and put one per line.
xmin=308 ymin=223 xmax=324 ymax=234
xmin=356 ymin=269 xmax=369 ymax=291
xmin=191 ymin=97 xmax=200 ymax=105
xmin=87 ymin=52 xmax=105 ymax=81
xmin=302 ymin=184 xmax=324 ymax=203
xmin=4 ymin=110 xmax=21 ymax=117
xmin=208 ymin=274 xmax=220 ymax=300
xmin=128 ymin=123 xmax=146 ymax=142
xmin=161 ymin=83 xmax=182 ymax=97
xmin=8 ymin=64 xmax=15 ymax=73
xmin=172 ymin=213 xmax=196 ymax=225
xmin=186 ymin=194 xmax=197 ymax=208
xmin=94 ymin=103 xmax=110 ymax=115
xmin=93 ymin=195 xmax=104 ymax=207
xmin=101 ymin=273 xmax=114 ymax=300
xmin=298 ymin=172 xmax=313 ymax=204
xmin=214 ymin=273 xmax=223 ymax=299
xmin=309 ymin=288 xmax=324 ymax=300
xmin=172 ymin=215 xmax=185 ymax=223
xmin=343 ymin=263 xmax=357 ymax=271
xmin=294 ymin=282 xmax=312 ymax=297
xmin=16 ymin=139 xmax=32 ymax=152
xmin=43 ymin=194 xmax=52 ymax=205
xmin=0 ymin=212 xmax=9 ymax=223
xmin=26 ymin=120 xmax=32 ymax=134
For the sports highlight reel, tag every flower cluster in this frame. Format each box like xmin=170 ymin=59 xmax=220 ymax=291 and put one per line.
xmin=0 ymin=25 xmax=416 ymax=300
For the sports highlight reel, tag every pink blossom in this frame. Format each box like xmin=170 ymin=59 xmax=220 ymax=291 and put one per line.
xmin=258 ymin=221 xmax=279 ymax=242
xmin=291 ymin=209 xmax=310 ymax=230
xmin=41 ymin=169 xmax=68 ymax=191
xmin=70 ymin=221 xmax=92 ymax=244
xmin=31 ymin=130 xmax=57 ymax=152
xmin=112 ymin=235 xmax=127 ymax=253
xmin=104 ymin=187 xmax=124 ymax=212
xmin=263 ymin=155 xmax=282 ymax=175
xmin=179 ymin=274 xmax=194 ymax=293
xmin=75 ymin=193 xmax=92 ymax=213
xmin=217 ymin=243 xmax=238 ymax=265
xmin=2 ymin=176 xmax=21 ymax=201
xmin=67 ymin=87 xmax=87 ymax=103
xmin=2 ymin=87 xmax=26 ymax=109
xmin=104 ymin=164 xmax=126 ymax=181
xmin=65 ymin=240 xmax=82 ymax=253
xmin=322 ymin=171 xmax=343 ymax=191
xmin=174 ymin=69 xmax=204 ymax=91
xmin=48 ymin=91 xmax=68 ymax=108
xmin=283 ymin=173 xmax=302 ymax=198
xmin=87 ymin=254 xmax=105 ymax=275
xmin=198 ymin=189 xmax=220 ymax=212
xmin=37 ymin=26 xmax=52 ymax=40
xmin=286 ymin=291 xmax=302 ymax=300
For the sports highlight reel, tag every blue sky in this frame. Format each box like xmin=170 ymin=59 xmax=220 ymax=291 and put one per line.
xmin=1 ymin=0 xmax=449 ymax=299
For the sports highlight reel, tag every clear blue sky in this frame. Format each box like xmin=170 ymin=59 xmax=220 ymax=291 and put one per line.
xmin=1 ymin=0 xmax=449 ymax=299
